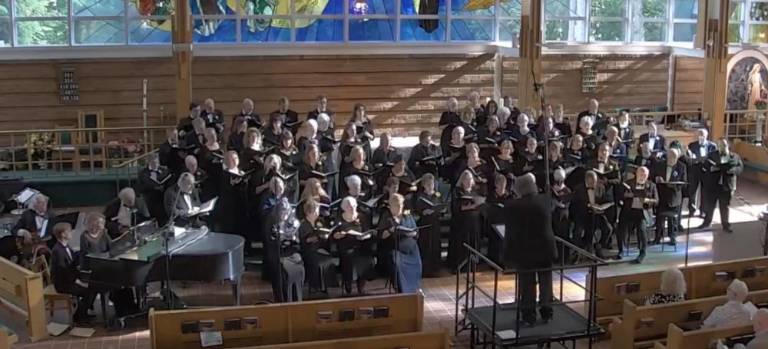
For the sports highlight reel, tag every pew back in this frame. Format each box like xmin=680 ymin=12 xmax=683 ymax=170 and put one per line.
xmin=665 ymin=323 xmax=753 ymax=349
xmin=149 ymin=293 xmax=424 ymax=349
xmin=611 ymin=289 xmax=768 ymax=349
xmin=245 ymin=330 xmax=449 ymax=349
xmin=0 ymin=257 xmax=46 ymax=342
xmin=591 ymin=256 xmax=768 ymax=318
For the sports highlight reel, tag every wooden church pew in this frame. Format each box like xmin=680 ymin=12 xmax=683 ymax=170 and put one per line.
xmin=0 ymin=257 xmax=46 ymax=342
xmin=149 ymin=293 xmax=423 ymax=349
xmin=610 ymin=289 xmax=768 ymax=349
xmin=244 ymin=330 xmax=449 ymax=349
xmin=654 ymin=323 xmax=754 ymax=349
xmin=590 ymin=256 xmax=768 ymax=320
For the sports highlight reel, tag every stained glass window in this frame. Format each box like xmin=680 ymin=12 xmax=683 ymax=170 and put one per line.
xmin=400 ymin=0 xmax=447 ymax=42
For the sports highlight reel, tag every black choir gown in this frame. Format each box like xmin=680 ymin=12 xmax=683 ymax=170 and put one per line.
xmin=408 ymin=143 xmax=441 ymax=178
xmin=449 ymin=186 xmax=482 ymax=270
xmin=197 ymin=146 xmax=224 ymax=201
xmin=413 ymin=191 xmax=444 ymax=277
xmin=483 ymin=190 xmax=512 ymax=266
xmin=441 ymin=144 xmax=466 ymax=185
xmin=213 ymin=170 xmax=249 ymax=236
xmin=299 ymin=219 xmax=338 ymax=292
xmin=334 ymin=218 xmax=375 ymax=295
xmin=263 ymin=216 xmax=304 ymax=303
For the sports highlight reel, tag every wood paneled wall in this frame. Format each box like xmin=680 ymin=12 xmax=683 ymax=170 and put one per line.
xmin=0 ymin=59 xmax=175 ymax=131
xmin=504 ymin=54 xmax=671 ymax=114
xmin=192 ymin=54 xmax=495 ymax=136
xmin=0 ymin=53 xmax=688 ymax=137
xmin=672 ymin=56 xmax=705 ymax=111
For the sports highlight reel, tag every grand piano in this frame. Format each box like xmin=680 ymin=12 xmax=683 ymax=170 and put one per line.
xmin=83 ymin=224 xmax=245 ymax=312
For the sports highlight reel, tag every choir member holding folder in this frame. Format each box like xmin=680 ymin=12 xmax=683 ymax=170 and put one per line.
xmin=334 ymin=197 xmax=375 ymax=296
xmin=408 ymin=130 xmax=441 ymax=178
xmin=449 ymin=170 xmax=484 ymax=270
xmin=413 ymin=174 xmax=444 ymax=277
xmin=299 ymin=199 xmax=338 ymax=294
xmin=652 ymin=148 xmax=687 ymax=245
xmin=378 ymin=193 xmax=422 ymax=293
xmin=616 ymin=166 xmax=658 ymax=263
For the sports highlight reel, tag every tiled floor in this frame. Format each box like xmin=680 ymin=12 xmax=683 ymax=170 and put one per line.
xmin=5 ymin=180 xmax=768 ymax=349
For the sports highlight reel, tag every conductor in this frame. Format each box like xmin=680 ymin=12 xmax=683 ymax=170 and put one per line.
xmin=503 ymin=173 xmax=557 ymax=325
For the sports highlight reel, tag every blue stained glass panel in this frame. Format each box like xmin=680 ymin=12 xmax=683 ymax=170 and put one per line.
xmin=296 ymin=19 xmax=343 ymax=42
xmin=451 ymin=18 xmax=493 ymax=41
xmin=401 ymin=0 xmax=446 ymax=15
xmin=350 ymin=18 xmax=396 ymax=41
xmin=193 ymin=19 xmax=237 ymax=43
xmin=451 ymin=0 xmax=493 ymax=16
xmin=75 ymin=18 xmax=125 ymax=44
xmin=400 ymin=18 xmax=446 ymax=41
xmin=129 ymin=19 xmax=172 ymax=43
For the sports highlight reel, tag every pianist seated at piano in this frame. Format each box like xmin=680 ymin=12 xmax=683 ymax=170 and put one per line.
xmin=164 ymin=172 xmax=203 ymax=227
xmin=14 ymin=193 xmax=57 ymax=254
xmin=78 ymin=212 xmax=139 ymax=317
xmin=50 ymin=222 xmax=96 ymax=324
xmin=103 ymin=188 xmax=150 ymax=239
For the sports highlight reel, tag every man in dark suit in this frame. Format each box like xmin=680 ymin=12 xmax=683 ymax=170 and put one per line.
xmin=200 ymin=98 xmax=225 ymax=135
xmin=273 ymin=97 xmax=300 ymax=133
xmin=233 ymin=98 xmax=262 ymax=129
xmin=103 ymin=188 xmax=151 ymax=239
xmin=699 ymin=139 xmax=744 ymax=233
xmin=686 ymin=129 xmax=717 ymax=217
xmin=616 ymin=166 xmax=658 ymax=264
xmin=13 ymin=193 xmax=57 ymax=249
xmin=137 ymin=153 xmax=172 ymax=224
xmin=177 ymin=102 xmax=200 ymax=137
xmin=570 ymin=170 xmax=614 ymax=259
xmin=652 ymin=149 xmax=687 ymax=245
xmin=637 ymin=121 xmax=666 ymax=154
xmin=503 ymin=173 xmax=556 ymax=325
xmin=158 ymin=128 xmax=187 ymax=176
xmin=164 ymin=172 xmax=203 ymax=227
xmin=50 ymin=222 xmax=95 ymax=323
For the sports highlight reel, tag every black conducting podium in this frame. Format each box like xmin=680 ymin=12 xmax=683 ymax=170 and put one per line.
xmin=454 ymin=224 xmax=606 ymax=349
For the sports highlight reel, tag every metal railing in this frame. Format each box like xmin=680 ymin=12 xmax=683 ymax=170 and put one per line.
xmin=0 ymin=126 xmax=170 ymax=179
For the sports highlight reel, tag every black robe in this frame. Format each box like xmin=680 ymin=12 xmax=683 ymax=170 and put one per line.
xmin=413 ymin=191 xmax=444 ymax=277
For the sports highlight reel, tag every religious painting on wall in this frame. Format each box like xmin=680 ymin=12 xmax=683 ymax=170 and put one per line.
xmin=727 ymin=57 xmax=768 ymax=111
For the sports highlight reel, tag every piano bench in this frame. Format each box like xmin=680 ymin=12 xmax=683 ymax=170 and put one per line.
xmin=43 ymin=285 xmax=73 ymax=324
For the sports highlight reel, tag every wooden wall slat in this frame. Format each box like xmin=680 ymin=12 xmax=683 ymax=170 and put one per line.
xmin=0 ymin=53 xmax=679 ymax=137
xmin=673 ymin=56 xmax=705 ymax=111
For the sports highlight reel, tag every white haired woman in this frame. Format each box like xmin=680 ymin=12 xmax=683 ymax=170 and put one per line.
xmin=646 ymin=268 xmax=687 ymax=305
xmin=703 ymin=279 xmax=758 ymax=329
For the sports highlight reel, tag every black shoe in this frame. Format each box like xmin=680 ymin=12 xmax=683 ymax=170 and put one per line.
xmin=613 ymin=254 xmax=623 ymax=261
xmin=723 ymin=225 xmax=733 ymax=233
xmin=595 ymin=249 xmax=606 ymax=259
xmin=697 ymin=223 xmax=711 ymax=230
xmin=634 ymin=254 xmax=645 ymax=264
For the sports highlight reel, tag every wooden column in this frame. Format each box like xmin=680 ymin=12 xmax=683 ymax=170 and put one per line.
xmin=173 ymin=0 xmax=193 ymax=120
xmin=517 ymin=0 xmax=543 ymax=111
xmin=700 ymin=0 xmax=729 ymax=138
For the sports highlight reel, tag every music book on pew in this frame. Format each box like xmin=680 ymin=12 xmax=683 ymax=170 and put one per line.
xmin=69 ymin=327 xmax=96 ymax=338
xmin=46 ymin=322 xmax=69 ymax=336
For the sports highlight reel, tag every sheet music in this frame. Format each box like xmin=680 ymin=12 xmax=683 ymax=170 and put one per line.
xmin=197 ymin=197 xmax=218 ymax=215
xmin=16 ymin=188 xmax=39 ymax=204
